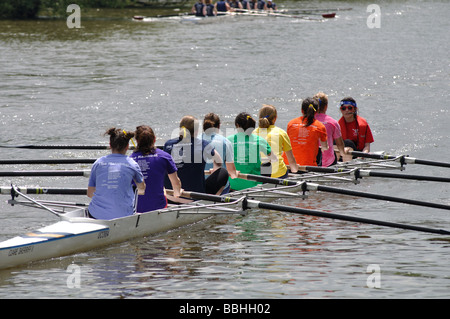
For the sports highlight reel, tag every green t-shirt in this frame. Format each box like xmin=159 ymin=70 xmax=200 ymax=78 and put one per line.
xmin=227 ymin=132 xmax=271 ymax=190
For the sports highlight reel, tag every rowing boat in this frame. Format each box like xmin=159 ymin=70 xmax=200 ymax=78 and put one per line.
xmin=1 ymin=151 xmax=449 ymax=269
xmin=0 ymin=175 xmax=308 ymax=270
xmin=132 ymin=9 xmax=335 ymax=24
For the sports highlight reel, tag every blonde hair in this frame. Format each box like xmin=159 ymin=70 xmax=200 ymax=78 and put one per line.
xmin=314 ymin=92 xmax=328 ymax=113
xmin=258 ymin=104 xmax=277 ymax=129
xmin=179 ymin=115 xmax=199 ymax=139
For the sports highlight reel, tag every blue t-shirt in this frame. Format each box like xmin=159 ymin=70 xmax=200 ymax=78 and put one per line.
xmin=202 ymin=132 xmax=234 ymax=189
xmin=130 ymin=149 xmax=177 ymax=213
xmin=163 ymin=137 xmax=215 ymax=193
xmin=88 ymin=154 xmax=144 ymax=220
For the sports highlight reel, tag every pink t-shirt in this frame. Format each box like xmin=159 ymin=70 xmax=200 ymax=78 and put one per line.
xmin=315 ymin=113 xmax=342 ymax=167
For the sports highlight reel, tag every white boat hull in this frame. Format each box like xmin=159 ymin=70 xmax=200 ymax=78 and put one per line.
xmin=0 ymin=207 xmax=212 ymax=270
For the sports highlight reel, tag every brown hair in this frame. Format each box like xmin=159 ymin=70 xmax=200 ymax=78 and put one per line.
xmin=134 ymin=125 xmax=156 ymax=155
xmin=258 ymin=104 xmax=277 ymax=129
xmin=301 ymin=97 xmax=319 ymax=127
xmin=235 ymin=112 xmax=256 ymax=134
xmin=105 ymin=127 xmax=134 ymax=152
xmin=203 ymin=113 xmax=221 ymax=131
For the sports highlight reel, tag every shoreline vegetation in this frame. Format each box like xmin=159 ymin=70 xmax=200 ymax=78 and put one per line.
xmin=0 ymin=0 xmax=191 ymax=19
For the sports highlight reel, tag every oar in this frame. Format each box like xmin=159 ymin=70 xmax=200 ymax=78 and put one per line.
xmin=239 ymin=173 xmax=450 ymax=211
xmin=179 ymin=190 xmax=450 ymax=236
xmin=0 ymin=144 xmax=164 ymax=151
xmin=1 ymin=186 xmax=87 ymax=195
xmin=0 ymin=170 xmax=90 ymax=177
xmin=306 ymin=182 xmax=450 ymax=211
xmin=0 ymin=144 xmax=110 ymax=149
xmin=0 ymin=159 xmax=96 ymax=165
xmin=356 ymin=169 xmax=450 ymax=183
xmin=350 ymin=151 xmax=450 ymax=168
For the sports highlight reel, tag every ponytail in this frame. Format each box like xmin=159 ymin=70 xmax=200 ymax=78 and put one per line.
xmin=258 ymin=104 xmax=277 ymax=129
xmin=301 ymin=97 xmax=318 ymax=127
xmin=135 ymin=125 xmax=156 ymax=155
xmin=235 ymin=112 xmax=256 ymax=134
xmin=179 ymin=115 xmax=198 ymax=140
xmin=105 ymin=127 xmax=134 ymax=152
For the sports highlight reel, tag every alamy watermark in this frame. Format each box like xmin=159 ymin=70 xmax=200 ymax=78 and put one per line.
xmin=66 ymin=4 xmax=81 ymax=29
xmin=66 ymin=264 xmax=81 ymax=288
xmin=366 ymin=264 xmax=381 ymax=288
xmin=367 ymin=4 xmax=381 ymax=29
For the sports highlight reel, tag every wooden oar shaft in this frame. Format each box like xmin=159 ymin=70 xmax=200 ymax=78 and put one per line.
xmin=1 ymin=186 xmax=87 ymax=195
xmin=245 ymin=199 xmax=450 ymax=235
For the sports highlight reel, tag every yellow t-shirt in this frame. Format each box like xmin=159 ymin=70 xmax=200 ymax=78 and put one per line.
xmin=254 ymin=125 xmax=292 ymax=178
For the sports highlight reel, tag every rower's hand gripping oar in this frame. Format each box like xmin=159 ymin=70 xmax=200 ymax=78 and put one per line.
xmin=177 ymin=189 xmax=450 ymax=236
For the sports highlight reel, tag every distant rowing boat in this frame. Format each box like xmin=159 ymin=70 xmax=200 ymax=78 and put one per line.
xmin=132 ymin=9 xmax=336 ymax=23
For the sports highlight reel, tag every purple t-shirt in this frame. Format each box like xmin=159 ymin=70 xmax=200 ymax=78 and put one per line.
xmin=130 ymin=148 xmax=177 ymax=213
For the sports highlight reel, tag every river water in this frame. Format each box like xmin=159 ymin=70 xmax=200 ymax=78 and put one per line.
xmin=0 ymin=0 xmax=449 ymax=300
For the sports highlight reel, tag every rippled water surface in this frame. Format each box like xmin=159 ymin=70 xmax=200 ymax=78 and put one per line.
xmin=0 ymin=0 xmax=449 ymax=299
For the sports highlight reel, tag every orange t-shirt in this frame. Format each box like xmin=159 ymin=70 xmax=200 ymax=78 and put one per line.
xmin=284 ymin=117 xmax=327 ymax=166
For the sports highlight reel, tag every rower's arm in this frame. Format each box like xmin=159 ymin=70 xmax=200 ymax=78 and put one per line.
xmin=168 ymin=172 xmax=182 ymax=197
xmin=135 ymin=181 xmax=146 ymax=195
xmin=87 ymin=186 xmax=95 ymax=198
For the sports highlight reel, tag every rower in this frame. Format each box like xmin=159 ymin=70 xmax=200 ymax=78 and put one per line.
xmin=87 ymin=128 xmax=145 ymax=220
xmin=338 ymin=97 xmax=374 ymax=158
xmin=229 ymin=0 xmax=243 ymax=11
xmin=313 ymin=92 xmax=349 ymax=166
xmin=192 ymin=0 xmax=206 ymax=16
xmin=202 ymin=113 xmax=239 ymax=194
xmin=215 ymin=0 xmax=231 ymax=13
xmin=284 ymin=97 xmax=328 ymax=167
xmin=130 ymin=125 xmax=183 ymax=213
xmin=163 ymin=115 xmax=228 ymax=198
xmin=249 ymin=0 xmax=267 ymax=10
xmin=254 ymin=104 xmax=298 ymax=178
xmin=205 ymin=0 xmax=217 ymax=16
xmin=266 ymin=0 xmax=277 ymax=11
xmin=227 ymin=112 xmax=277 ymax=190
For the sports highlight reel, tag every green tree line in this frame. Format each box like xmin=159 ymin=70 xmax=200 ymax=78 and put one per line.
xmin=0 ymin=0 xmax=136 ymax=19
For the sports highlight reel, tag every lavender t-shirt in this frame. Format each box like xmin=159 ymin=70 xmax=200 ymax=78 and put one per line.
xmin=88 ymin=154 xmax=144 ymax=220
